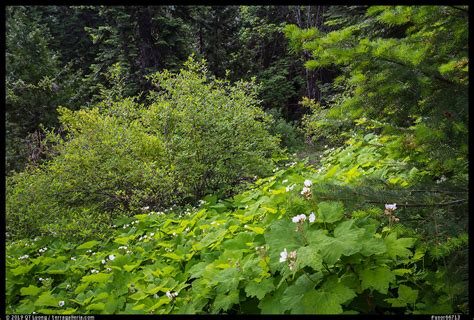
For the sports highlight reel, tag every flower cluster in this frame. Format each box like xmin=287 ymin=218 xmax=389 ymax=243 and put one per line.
xmin=166 ymin=291 xmax=178 ymax=300
xmin=384 ymin=203 xmax=400 ymax=223
xmin=291 ymin=212 xmax=316 ymax=224
xmin=279 ymin=248 xmax=298 ymax=271
xmin=300 ymin=180 xmax=312 ymax=199
xmin=292 ymin=214 xmax=307 ymax=223
xmin=436 ymin=175 xmax=447 ymax=184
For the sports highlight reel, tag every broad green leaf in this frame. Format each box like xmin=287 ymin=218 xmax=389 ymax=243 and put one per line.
xmin=11 ymin=264 xmax=34 ymax=276
xmin=264 ymin=219 xmax=304 ymax=269
xmin=359 ymin=233 xmax=387 ymax=256
xmin=114 ymin=236 xmax=135 ymax=245
xmin=74 ymin=282 xmax=89 ymax=294
xmin=245 ymin=225 xmax=266 ymax=234
xmin=211 ymin=291 xmax=239 ymax=313
xmin=296 ymin=245 xmax=323 ymax=271
xmin=129 ymin=291 xmax=148 ymax=301
xmin=245 ymin=278 xmax=275 ymax=300
xmin=76 ymin=240 xmax=100 ymax=250
xmin=20 ymin=285 xmax=42 ymax=296
xmin=385 ymin=284 xmax=418 ymax=307
xmin=310 ymin=220 xmax=363 ymax=265
xmin=162 ymin=252 xmax=183 ymax=261
xmin=34 ymin=291 xmax=59 ymax=307
xmin=92 ymin=292 xmax=109 ymax=301
xmin=317 ymin=201 xmax=345 ymax=223
xmin=384 ymin=233 xmax=415 ymax=259
xmin=133 ymin=213 xmax=148 ymax=220
xmin=215 ymin=268 xmax=241 ymax=293
xmin=46 ymin=262 xmax=68 ymax=274
xmin=81 ymin=273 xmax=112 ymax=283
xmin=325 ymin=165 xmax=340 ymax=178
xmin=258 ymin=282 xmax=288 ymax=314
xmin=86 ymin=302 xmax=105 ymax=312
xmin=281 ymin=273 xmax=322 ymax=312
xmin=188 ymin=262 xmax=208 ymax=279
xmin=359 ymin=265 xmax=395 ymax=294
xmin=222 ymin=232 xmax=254 ymax=250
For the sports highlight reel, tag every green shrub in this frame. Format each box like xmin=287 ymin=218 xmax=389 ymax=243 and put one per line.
xmin=265 ymin=108 xmax=304 ymax=153
xmin=6 ymin=57 xmax=281 ymax=241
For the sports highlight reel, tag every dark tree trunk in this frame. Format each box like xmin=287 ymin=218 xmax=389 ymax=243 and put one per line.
xmin=136 ymin=6 xmax=160 ymax=74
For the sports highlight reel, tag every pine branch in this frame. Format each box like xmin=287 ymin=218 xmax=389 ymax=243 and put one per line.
xmin=377 ymin=55 xmax=458 ymax=87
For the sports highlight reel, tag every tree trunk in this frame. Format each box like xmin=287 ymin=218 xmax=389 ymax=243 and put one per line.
xmin=136 ymin=6 xmax=160 ymax=73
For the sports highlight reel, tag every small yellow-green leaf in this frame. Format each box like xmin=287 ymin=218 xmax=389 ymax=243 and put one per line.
xmin=81 ymin=273 xmax=112 ymax=283
xmin=76 ymin=240 xmax=100 ymax=250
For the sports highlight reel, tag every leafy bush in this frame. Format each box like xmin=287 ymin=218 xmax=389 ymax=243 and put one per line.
xmin=6 ymin=161 xmax=467 ymax=314
xmin=6 ymin=57 xmax=281 ymax=241
xmin=265 ymin=108 xmax=304 ymax=153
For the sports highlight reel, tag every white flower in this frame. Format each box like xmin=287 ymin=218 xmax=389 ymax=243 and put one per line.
xmin=185 ymin=227 xmax=190 ymax=232
xmin=106 ymin=267 xmax=112 ymax=272
xmin=118 ymin=246 xmax=128 ymax=250
xmin=166 ymin=291 xmax=178 ymax=299
xmin=142 ymin=206 xmax=150 ymax=211
xmin=70 ymin=256 xmax=76 ymax=261
xmin=66 ymin=284 xmax=71 ymax=289
xmin=286 ymin=184 xmax=296 ymax=192
xmin=58 ymin=300 xmax=65 ymax=307
xmin=309 ymin=212 xmax=316 ymax=223
xmin=91 ymin=269 xmax=99 ymax=274
xmin=279 ymin=248 xmax=288 ymax=263
xmin=304 ymin=180 xmax=313 ymax=187
xmin=301 ymin=186 xmax=311 ymax=195
xmin=282 ymin=179 xmax=288 ymax=184
xmin=150 ymin=233 xmax=155 ymax=237
xmin=292 ymin=214 xmax=307 ymax=223
xmin=109 ymin=254 xmax=115 ymax=261
xmin=385 ymin=203 xmax=397 ymax=211
xmin=436 ymin=175 xmax=447 ymax=184
xmin=39 ymin=277 xmax=44 ymax=281
xmin=38 ymin=247 xmax=48 ymax=253
xmin=101 ymin=260 xmax=106 ymax=265
xmin=18 ymin=254 xmax=29 ymax=260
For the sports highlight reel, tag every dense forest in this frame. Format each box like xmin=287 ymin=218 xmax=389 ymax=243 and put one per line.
xmin=5 ymin=5 xmax=469 ymax=315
